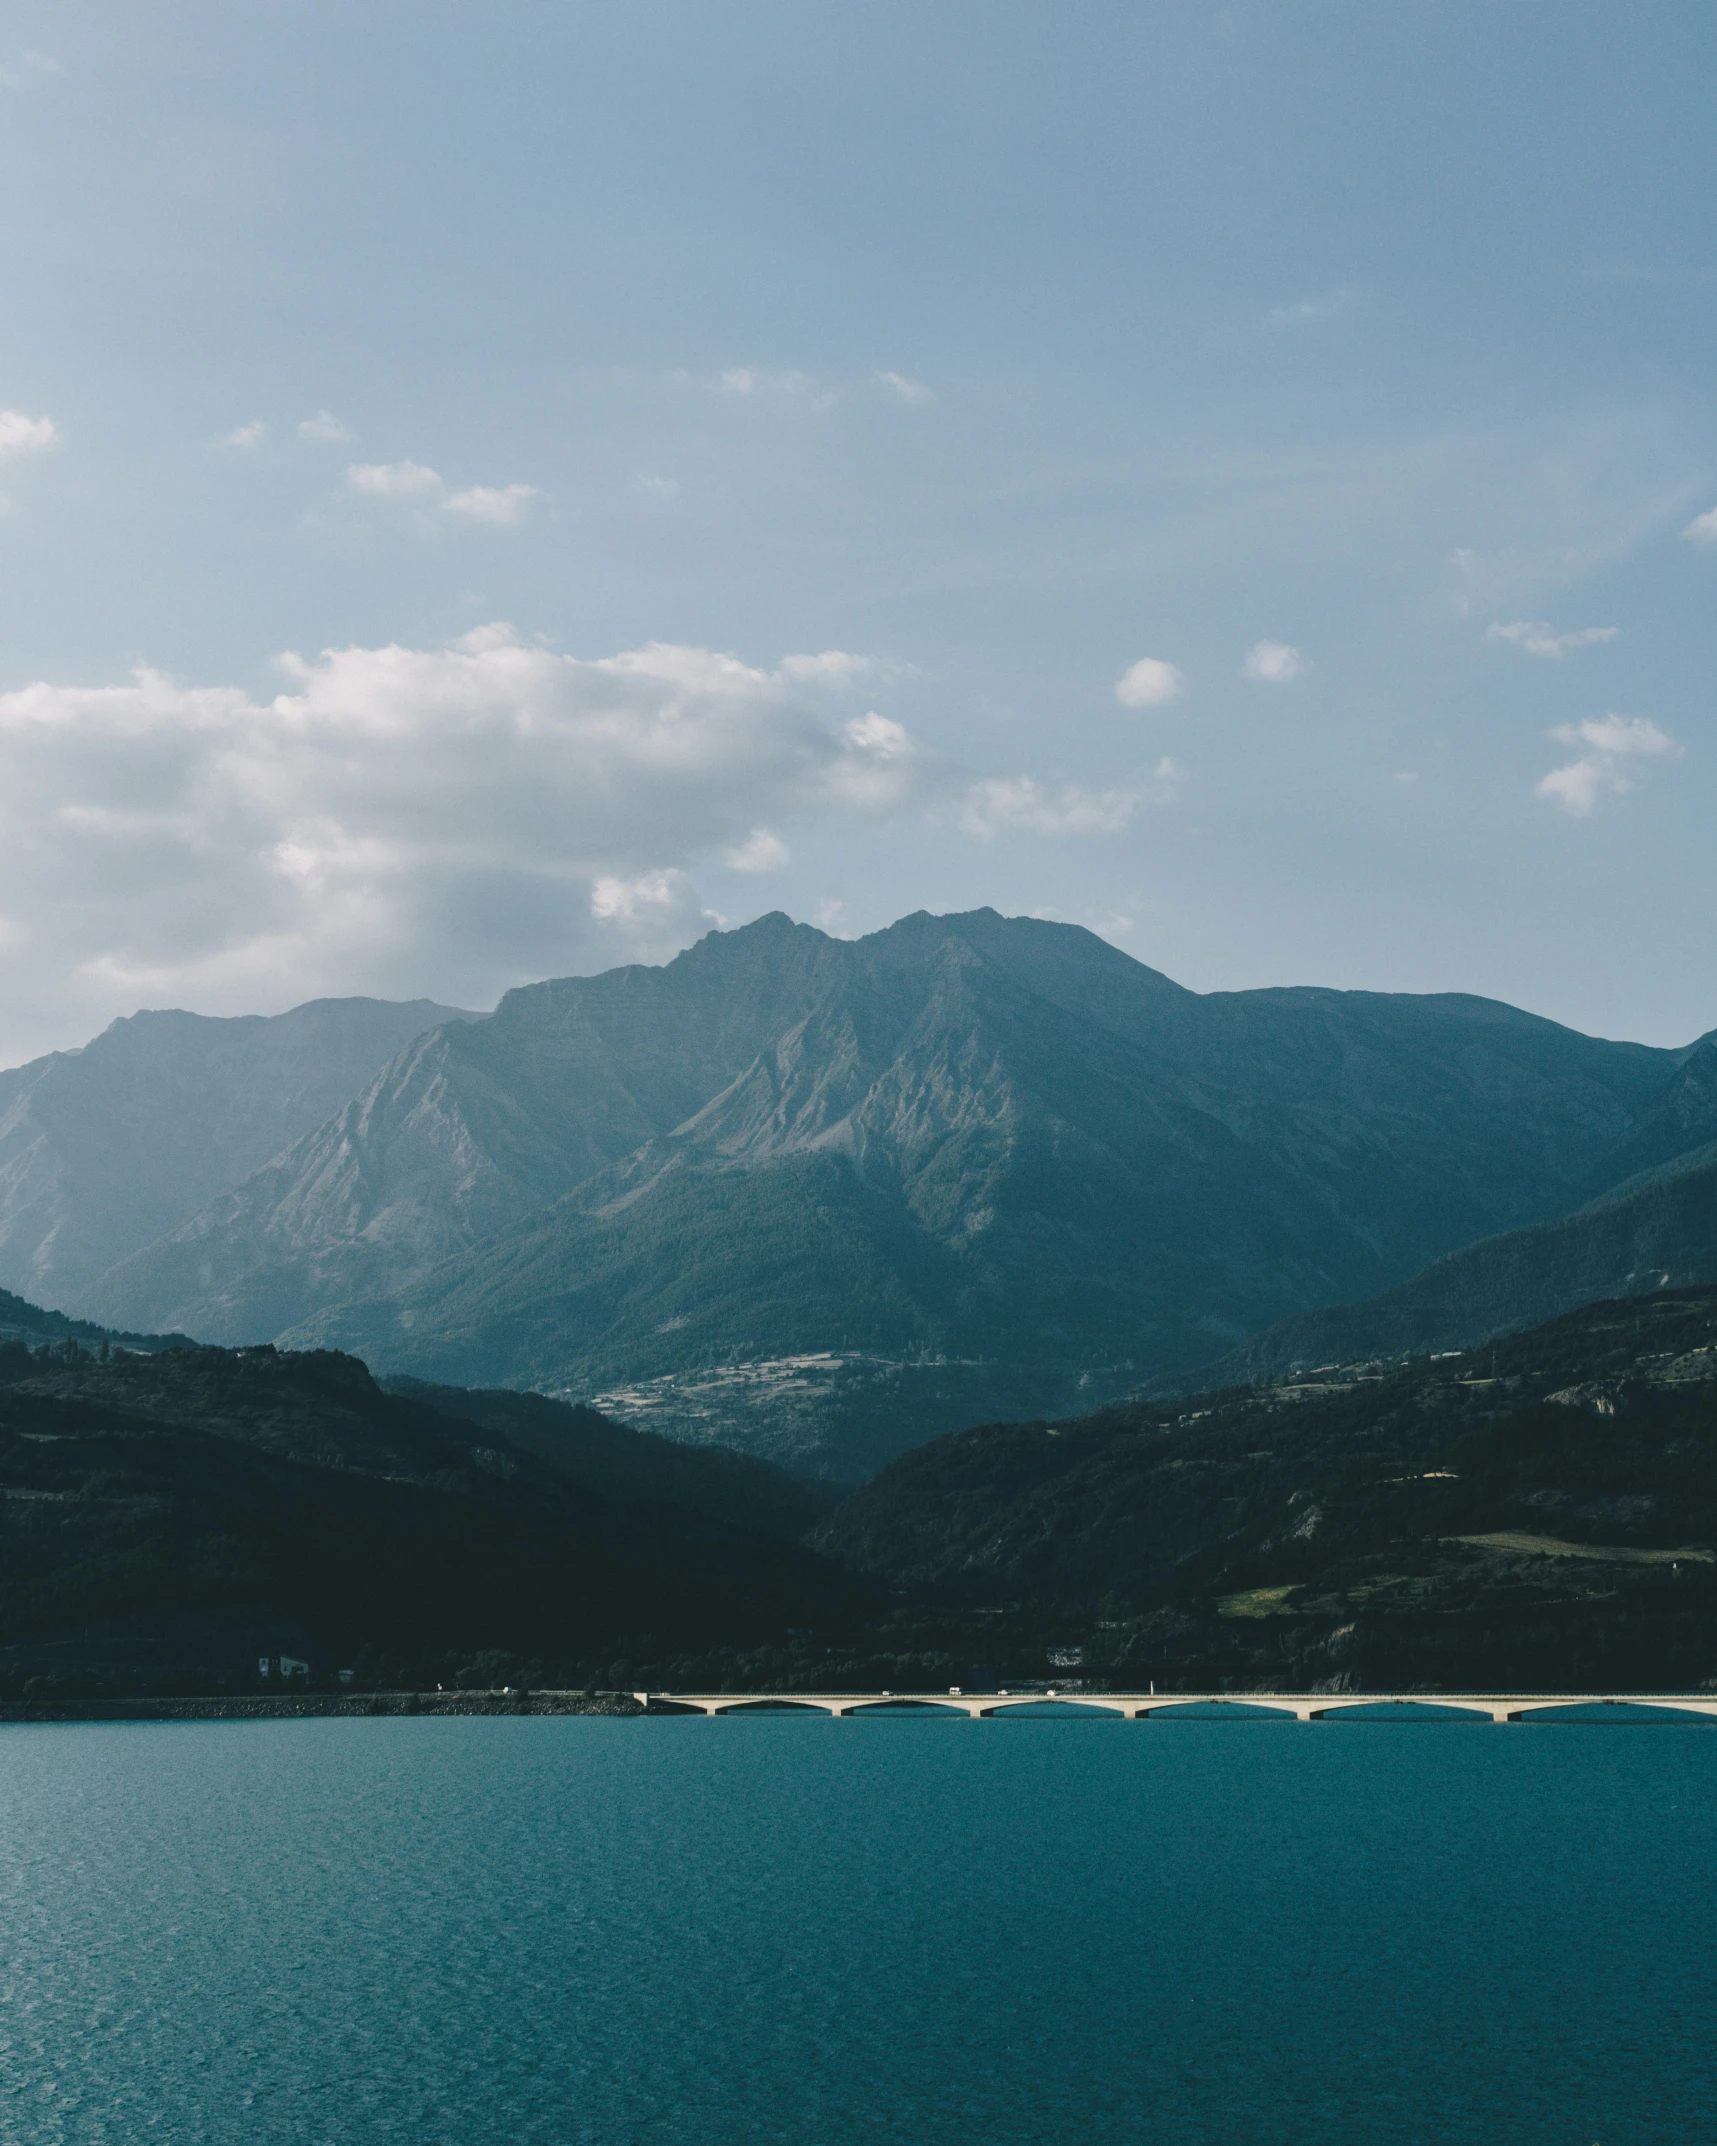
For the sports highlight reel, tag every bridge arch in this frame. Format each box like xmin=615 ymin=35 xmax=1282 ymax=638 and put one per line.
xmin=1508 ymin=1700 xmax=1717 ymax=1725
xmin=709 ymin=1698 xmax=837 ymax=1716
xmin=841 ymin=1699 xmax=968 ymax=1717
xmin=1311 ymin=1700 xmax=1495 ymax=1723
xmin=1141 ymin=1699 xmax=1298 ymax=1721
xmin=978 ymin=1698 xmax=1130 ymax=1718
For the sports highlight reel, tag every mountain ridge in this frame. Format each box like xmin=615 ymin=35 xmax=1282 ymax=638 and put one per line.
xmin=77 ymin=910 xmax=1707 ymax=1476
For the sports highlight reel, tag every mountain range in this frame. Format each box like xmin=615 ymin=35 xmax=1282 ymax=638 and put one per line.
xmin=6 ymin=909 xmax=1713 ymax=1479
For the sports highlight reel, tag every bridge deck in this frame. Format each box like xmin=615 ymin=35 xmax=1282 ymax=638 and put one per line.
xmin=633 ymin=1690 xmax=1717 ymax=1723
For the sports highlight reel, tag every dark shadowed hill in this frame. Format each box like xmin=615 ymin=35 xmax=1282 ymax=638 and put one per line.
xmin=812 ymin=1287 xmax=1717 ymax=1692
xmin=0 ymin=1332 xmax=862 ymax=1690
xmin=81 ymin=910 xmax=1705 ymax=1478
xmin=385 ymin=1377 xmax=832 ymax=1537
xmin=0 ymin=996 xmax=474 ymax=1313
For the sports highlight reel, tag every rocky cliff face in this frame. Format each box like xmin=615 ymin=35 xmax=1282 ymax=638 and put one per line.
xmin=80 ymin=910 xmax=1700 ymax=1476
xmin=0 ymin=997 xmax=473 ymax=1312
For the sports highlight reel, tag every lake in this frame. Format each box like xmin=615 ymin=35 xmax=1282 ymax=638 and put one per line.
xmin=1 ymin=1711 xmax=1713 ymax=2143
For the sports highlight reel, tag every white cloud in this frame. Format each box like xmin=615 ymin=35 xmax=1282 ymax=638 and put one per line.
xmin=1266 ymin=288 xmax=1354 ymax=328
xmin=841 ymin=711 xmax=913 ymax=759
xmin=956 ymin=777 xmax=1142 ymax=839
xmin=779 ymin=650 xmax=890 ymax=687
xmin=1536 ymin=714 xmax=1681 ymax=817
xmin=719 ymin=368 xmax=804 ymax=396
xmin=832 ymin=712 xmax=922 ymax=807
xmin=1242 ymin=640 xmax=1305 ymax=683
xmin=1489 ymin=620 xmax=1618 ymax=659
xmin=722 ymin=829 xmax=791 ymax=874
xmin=874 ymin=370 xmax=931 ymax=403
xmin=711 ymin=367 xmax=834 ymax=409
xmin=591 ymin=869 xmax=696 ymax=923
xmin=0 ymin=410 xmax=56 ymax=456
xmin=638 ymin=474 xmax=679 ymax=498
xmin=0 ymin=635 xmax=929 ymax=1056
xmin=1114 ymin=657 xmax=1182 ymax=708
xmin=1535 ymin=758 xmax=1609 ymax=817
xmin=0 ymin=51 xmax=60 ymax=90
xmin=1551 ymin=714 xmax=1676 ymax=759
xmin=224 ymin=420 xmax=267 ymax=449
xmin=454 ymin=622 xmax=518 ymax=654
xmin=347 ymin=459 xmax=442 ymax=498
xmin=300 ymin=410 xmax=353 ymax=442
xmin=444 ymin=482 xmax=538 ymax=525
xmin=347 ymin=461 xmax=538 ymax=523
xmin=1683 ymin=507 xmax=1717 ymax=546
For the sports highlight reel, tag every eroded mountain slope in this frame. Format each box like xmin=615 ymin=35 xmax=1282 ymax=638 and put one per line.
xmin=0 ymin=997 xmax=471 ymax=1312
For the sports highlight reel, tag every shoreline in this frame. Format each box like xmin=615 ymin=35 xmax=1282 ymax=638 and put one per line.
xmin=0 ymin=1692 xmax=645 ymax=1724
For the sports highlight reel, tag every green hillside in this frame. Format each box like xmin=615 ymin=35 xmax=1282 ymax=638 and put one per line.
xmin=812 ymin=1287 xmax=1717 ymax=1693
xmin=5 ymin=1283 xmax=1716 ymax=1699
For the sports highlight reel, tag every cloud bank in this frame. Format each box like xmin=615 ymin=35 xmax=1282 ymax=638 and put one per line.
xmin=0 ymin=633 xmax=928 ymax=1061
xmin=1489 ymin=620 xmax=1618 ymax=659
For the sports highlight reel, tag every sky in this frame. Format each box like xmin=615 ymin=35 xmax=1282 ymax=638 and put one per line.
xmin=1 ymin=1 xmax=1714 ymax=1066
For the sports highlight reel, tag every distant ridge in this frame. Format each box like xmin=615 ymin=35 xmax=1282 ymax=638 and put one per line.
xmin=0 ymin=996 xmax=475 ymax=1313
xmin=0 ymin=1284 xmax=188 ymax=1354
xmin=1163 ymin=1124 xmax=1717 ymax=1393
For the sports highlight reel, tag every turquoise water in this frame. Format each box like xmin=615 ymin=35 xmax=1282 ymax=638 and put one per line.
xmin=2 ymin=1715 xmax=1713 ymax=2144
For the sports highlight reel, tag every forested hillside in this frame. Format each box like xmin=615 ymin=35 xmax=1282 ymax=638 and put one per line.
xmin=813 ymin=1287 xmax=1717 ymax=1693
xmin=0 ymin=1328 xmax=861 ymax=1697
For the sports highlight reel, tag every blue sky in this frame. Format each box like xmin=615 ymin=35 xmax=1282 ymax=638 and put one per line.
xmin=1 ymin=2 xmax=1713 ymax=1063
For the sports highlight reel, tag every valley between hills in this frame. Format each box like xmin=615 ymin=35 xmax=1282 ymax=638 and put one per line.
xmin=0 ymin=908 xmax=1712 ymax=1699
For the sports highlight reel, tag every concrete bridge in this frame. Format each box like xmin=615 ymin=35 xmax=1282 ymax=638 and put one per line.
xmin=634 ymin=1689 xmax=1717 ymax=1723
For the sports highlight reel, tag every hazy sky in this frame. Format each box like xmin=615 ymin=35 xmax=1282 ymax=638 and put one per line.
xmin=1 ymin=2 xmax=1714 ymax=1065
